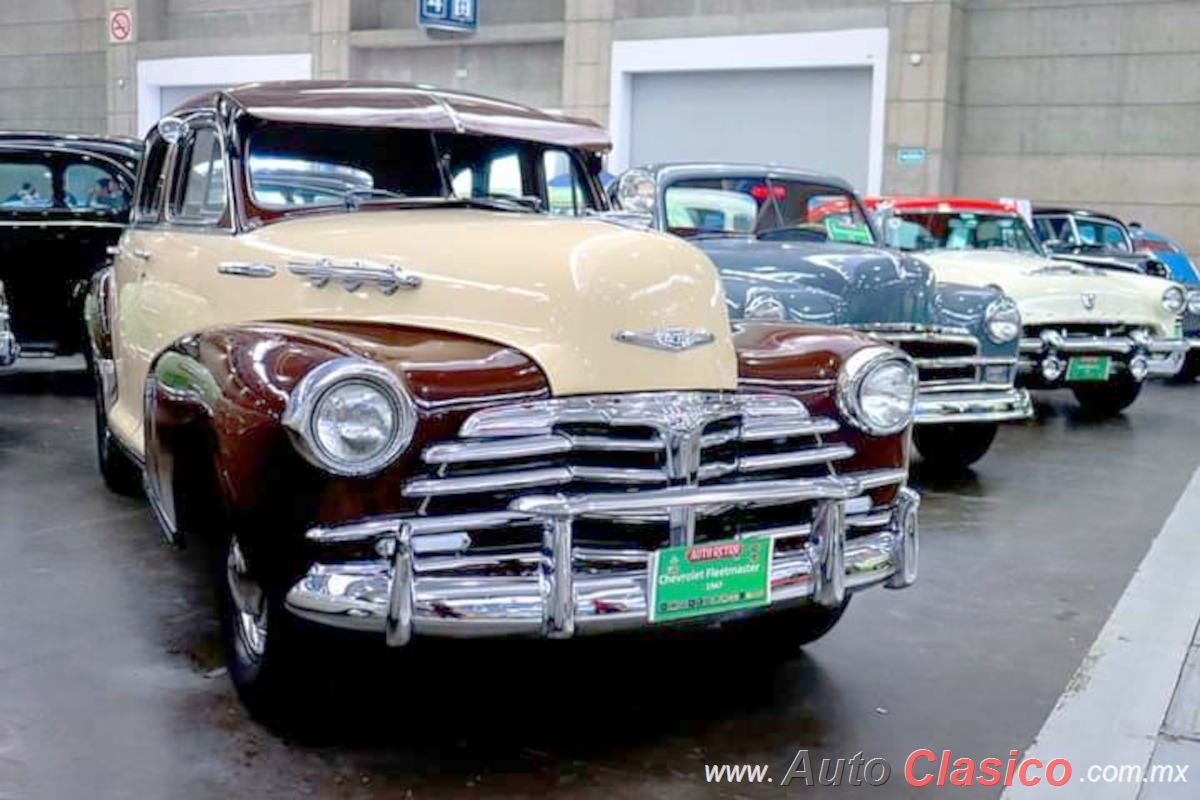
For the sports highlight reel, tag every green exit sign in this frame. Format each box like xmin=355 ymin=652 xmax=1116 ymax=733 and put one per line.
xmin=897 ymin=147 xmax=927 ymax=166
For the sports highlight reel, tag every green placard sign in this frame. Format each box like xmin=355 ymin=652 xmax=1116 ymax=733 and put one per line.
xmin=1066 ymin=355 xmax=1111 ymax=382
xmin=825 ymin=216 xmax=874 ymax=244
xmin=649 ymin=538 xmax=773 ymax=624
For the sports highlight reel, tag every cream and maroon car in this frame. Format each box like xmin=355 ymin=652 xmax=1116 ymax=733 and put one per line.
xmin=86 ymin=82 xmax=921 ymax=717
xmin=871 ymin=197 xmax=1189 ymax=415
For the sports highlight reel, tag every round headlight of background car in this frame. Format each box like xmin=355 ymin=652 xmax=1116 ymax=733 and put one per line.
xmin=984 ymin=296 xmax=1021 ymax=343
xmin=837 ymin=347 xmax=918 ymax=436
xmin=282 ymin=359 xmax=416 ymax=476
xmin=1187 ymin=290 xmax=1200 ymax=316
xmin=1162 ymin=285 xmax=1186 ymax=314
xmin=615 ymin=169 xmax=657 ymax=214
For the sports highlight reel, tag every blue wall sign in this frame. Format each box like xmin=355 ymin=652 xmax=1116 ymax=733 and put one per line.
xmin=418 ymin=0 xmax=478 ymax=33
xmin=896 ymin=147 xmax=927 ymax=166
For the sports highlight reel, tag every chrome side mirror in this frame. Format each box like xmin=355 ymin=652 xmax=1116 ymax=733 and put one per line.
xmin=158 ymin=116 xmax=189 ymax=144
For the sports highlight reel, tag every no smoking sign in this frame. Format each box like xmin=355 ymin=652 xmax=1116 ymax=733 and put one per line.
xmin=108 ymin=8 xmax=135 ymax=44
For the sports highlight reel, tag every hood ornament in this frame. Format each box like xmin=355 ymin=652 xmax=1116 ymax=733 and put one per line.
xmin=1081 ymin=292 xmax=1097 ymax=310
xmin=613 ymin=327 xmax=716 ymax=352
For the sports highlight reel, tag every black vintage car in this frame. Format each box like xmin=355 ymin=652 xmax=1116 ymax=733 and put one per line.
xmin=1031 ymin=207 xmax=1170 ymax=278
xmin=0 ymin=133 xmax=141 ymax=360
xmin=612 ymin=164 xmax=1033 ymax=470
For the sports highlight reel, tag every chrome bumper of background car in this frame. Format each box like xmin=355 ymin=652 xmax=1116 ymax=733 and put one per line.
xmin=1019 ymin=334 xmax=1188 ymax=378
xmin=285 ymin=475 xmax=919 ymax=645
xmin=915 ymin=383 xmax=1033 ymax=425
xmin=0 ymin=328 xmax=17 ymax=367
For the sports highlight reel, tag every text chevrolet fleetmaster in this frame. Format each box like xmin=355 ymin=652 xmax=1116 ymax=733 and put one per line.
xmin=89 ymin=82 xmax=920 ymax=717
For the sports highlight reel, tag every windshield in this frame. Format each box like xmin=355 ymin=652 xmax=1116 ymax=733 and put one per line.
xmin=1035 ymin=215 xmax=1132 ymax=253
xmin=661 ymin=177 xmax=876 ymax=245
xmin=881 ymin=210 xmax=1042 ymax=255
xmin=246 ymin=123 xmax=599 ymax=215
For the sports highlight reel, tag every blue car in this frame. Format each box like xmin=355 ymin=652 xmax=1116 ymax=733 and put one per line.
xmin=612 ymin=163 xmax=1033 ymax=470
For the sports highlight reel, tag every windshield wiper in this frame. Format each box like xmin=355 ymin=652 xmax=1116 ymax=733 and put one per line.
xmin=448 ymin=195 xmax=543 ymax=213
xmin=341 ymin=187 xmax=409 ymax=210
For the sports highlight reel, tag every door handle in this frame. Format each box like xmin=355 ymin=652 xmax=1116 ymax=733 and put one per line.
xmin=131 ymin=248 xmax=152 ymax=261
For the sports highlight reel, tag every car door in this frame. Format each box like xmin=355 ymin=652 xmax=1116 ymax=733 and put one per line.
xmin=110 ymin=117 xmax=235 ymax=452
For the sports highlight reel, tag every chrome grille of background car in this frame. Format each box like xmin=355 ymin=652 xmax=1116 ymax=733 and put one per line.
xmin=862 ymin=327 xmax=982 ymax=386
xmin=1023 ymin=323 xmax=1147 ymax=340
xmin=401 ymin=392 xmax=882 ymax=558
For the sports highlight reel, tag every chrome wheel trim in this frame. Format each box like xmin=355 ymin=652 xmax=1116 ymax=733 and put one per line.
xmin=226 ymin=538 xmax=268 ymax=662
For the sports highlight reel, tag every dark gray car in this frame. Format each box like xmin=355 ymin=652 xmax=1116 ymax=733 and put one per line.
xmin=612 ymin=163 xmax=1033 ymax=469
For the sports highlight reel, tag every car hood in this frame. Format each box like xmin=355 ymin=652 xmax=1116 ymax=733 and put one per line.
xmin=691 ymin=238 xmax=937 ymax=326
xmin=240 ymin=209 xmax=739 ymax=396
xmin=915 ymin=249 xmax=1177 ymax=330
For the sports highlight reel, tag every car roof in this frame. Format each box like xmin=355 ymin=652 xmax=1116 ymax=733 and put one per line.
xmin=168 ymin=80 xmax=611 ymax=152
xmin=0 ymin=131 xmax=142 ymax=162
xmin=633 ymin=162 xmax=856 ymax=194
xmin=1032 ymin=206 xmax=1125 ymax=225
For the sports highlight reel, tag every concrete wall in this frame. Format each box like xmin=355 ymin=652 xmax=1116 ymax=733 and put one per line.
xmin=0 ymin=0 xmax=1194 ymax=252
xmin=958 ymin=0 xmax=1200 ymax=255
xmin=0 ymin=0 xmax=107 ymax=132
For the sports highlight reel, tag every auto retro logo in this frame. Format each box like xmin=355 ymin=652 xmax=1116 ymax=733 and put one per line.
xmin=1080 ymin=292 xmax=1097 ymax=310
xmin=613 ymin=327 xmax=716 ymax=352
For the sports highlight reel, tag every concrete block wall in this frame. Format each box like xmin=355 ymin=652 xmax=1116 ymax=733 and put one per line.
xmin=164 ymin=0 xmax=311 ymax=39
xmin=958 ymin=0 xmax=1200 ymax=256
xmin=0 ymin=0 xmax=108 ymax=132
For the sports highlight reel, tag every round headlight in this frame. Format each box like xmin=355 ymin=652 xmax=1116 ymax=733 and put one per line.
xmin=1162 ymin=285 xmax=1186 ymax=314
xmin=283 ymin=359 xmax=416 ymax=476
xmin=984 ymin=297 xmax=1021 ymax=344
xmin=837 ymin=347 xmax=918 ymax=436
xmin=615 ymin=169 xmax=656 ymax=214
xmin=1188 ymin=291 xmax=1200 ymax=316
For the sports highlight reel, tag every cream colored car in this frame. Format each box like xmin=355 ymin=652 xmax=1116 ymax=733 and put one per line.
xmin=873 ymin=197 xmax=1189 ymax=414
xmin=86 ymin=82 xmax=922 ymax=719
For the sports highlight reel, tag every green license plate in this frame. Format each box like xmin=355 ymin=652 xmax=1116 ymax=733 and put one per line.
xmin=1066 ymin=355 xmax=1111 ymax=381
xmin=649 ymin=538 xmax=773 ymax=624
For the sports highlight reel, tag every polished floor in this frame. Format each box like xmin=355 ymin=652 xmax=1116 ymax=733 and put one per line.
xmin=1 ymin=360 xmax=1198 ymax=799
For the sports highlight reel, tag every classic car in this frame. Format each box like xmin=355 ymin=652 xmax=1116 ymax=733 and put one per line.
xmin=0 ymin=132 xmax=140 ymax=359
xmin=87 ymin=82 xmax=921 ymax=716
xmin=1031 ymin=206 xmax=1170 ymax=278
xmin=610 ymin=164 xmax=1032 ymax=470
xmin=870 ymin=197 xmax=1191 ymax=413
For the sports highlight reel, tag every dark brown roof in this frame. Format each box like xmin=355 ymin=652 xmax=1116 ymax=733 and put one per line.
xmin=171 ymin=80 xmax=611 ymax=152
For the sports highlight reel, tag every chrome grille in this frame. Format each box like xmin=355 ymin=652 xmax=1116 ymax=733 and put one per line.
xmin=862 ymin=326 xmax=984 ymax=386
xmin=403 ymin=392 xmax=854 ymax=549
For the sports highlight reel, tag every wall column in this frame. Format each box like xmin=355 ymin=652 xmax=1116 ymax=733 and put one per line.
xmin=312 ymin=0 xmax=351 ymax=79
xmin=562 ymin=0 xmax=615 ymax=124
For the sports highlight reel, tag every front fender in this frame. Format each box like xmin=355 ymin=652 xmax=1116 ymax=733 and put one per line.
xmin=931 ymin=281 xmax=1020 ymax=358
xmin=143 ymin=322 xmax=551 ymax=566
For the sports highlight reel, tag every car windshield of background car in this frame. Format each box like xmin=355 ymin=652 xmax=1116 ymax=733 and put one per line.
xmin=662 ymin=177 xmax=876 ymax=244
xmin=888 ymin=211 xmax=1041 ymax=255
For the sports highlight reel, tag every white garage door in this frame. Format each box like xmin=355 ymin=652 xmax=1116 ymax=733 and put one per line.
xmin=629 ymin=67 xmax=873 ymax=192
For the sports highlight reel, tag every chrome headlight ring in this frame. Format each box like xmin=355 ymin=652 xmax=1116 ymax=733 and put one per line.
xmin=282 ymin=358 xmax=416 ymax=477
xmin=983 ymin=296 xmax=1021 ymax=344
xmin=836 ymin=346 xmax=918 ymax=437
xmin=1187 ymin=290 xmax=1200 ymax=316
xmin=1162 ymin=285 xmax=1187 ymax=315
xmin=615 ymin=169 xmax=656 ymax=214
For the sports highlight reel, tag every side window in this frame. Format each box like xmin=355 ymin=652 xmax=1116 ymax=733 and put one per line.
xmin=174 ymin=127 xmax=227 ymax=224
xmin=542 ymin=150 xmax=589 ymax=216
xmin=64 ymin=164 xmax=130 ymax=212
xmin=0 ymin=161 xmax=53 ymax=209
xmin=134 ymin=139 xmax=169 ymax=222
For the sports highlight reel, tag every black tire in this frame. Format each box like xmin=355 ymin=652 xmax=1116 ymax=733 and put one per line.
xmin=93 ymin=374 xmax=141 ymax=496
xmin=726 ymin=598 xmax=851 ymax=656
xmin=1168 ymin=352 xmax=1200 ymax=384
xmin=1073 ymin=374 xmax=1143 ymax=415
xmin=218 ymin=535 xmax=308 ymax=722
xmin=913 ymin=423 xmax=999 ymax=471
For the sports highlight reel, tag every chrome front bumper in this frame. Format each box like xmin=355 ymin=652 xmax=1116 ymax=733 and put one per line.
xmin=285 ymin=474 xmax=919 ymax=645
xmin=915 ymin=383 xmax=1033 ymax=425
xmin=1020 ymin=332 xmax=1188 ymax=379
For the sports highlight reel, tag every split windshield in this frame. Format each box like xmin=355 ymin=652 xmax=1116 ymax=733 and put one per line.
xmin=662 ymin=177 xmax=876 ymax=245
xmin=1034 ymin=215 xmax=1133 ymax=252
xmin=245 ymin=123 xmax=596 ymax=215
xmin=881 ymin=210 xmax=1042 ymax=255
